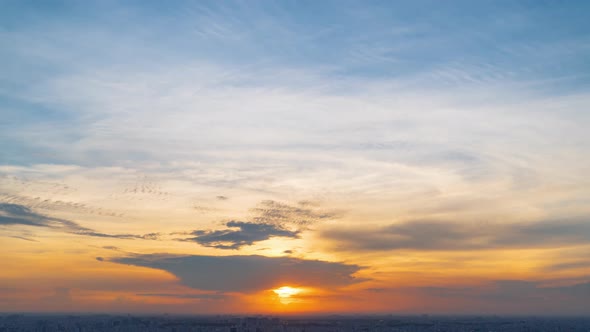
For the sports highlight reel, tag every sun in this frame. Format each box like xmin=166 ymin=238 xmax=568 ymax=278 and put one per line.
xmin=273 ymin=286 xmax=301 ymax=298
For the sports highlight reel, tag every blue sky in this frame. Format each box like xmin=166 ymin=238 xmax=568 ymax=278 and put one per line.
xmin=2 ymin=0 xmax=590 ymax=166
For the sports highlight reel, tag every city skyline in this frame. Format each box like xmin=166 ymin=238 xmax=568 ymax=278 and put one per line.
xmin=1 ymin=0 xmax=590 ymax=315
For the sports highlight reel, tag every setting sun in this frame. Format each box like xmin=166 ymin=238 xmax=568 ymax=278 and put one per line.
xmin=273 ymin=286 xmax=301 ymax=298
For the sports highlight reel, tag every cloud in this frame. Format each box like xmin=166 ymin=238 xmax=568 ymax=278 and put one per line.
xmin=0 ymin=203 xmax=158 ymax=240
xmin=0 ymin=203 xmax=78 ymax=228
xmin=109 ymin=254 xmax=363 ymax=293
xmin=322 ymin=218 xmax=590 ymax=251
xmin=136 ymin=293 xmax=226 ymax=300
xmin=179 ymin=221 xmax=299 ymax=250
xmin=543 ymin=260 xmax=590 ymax=272
xmin=0 ymin=192 xmax=124 ymax=218
xmin=251 ymin=200 xmax=339 ymax=227
xmin=177 ymin=200 xmax=336 ymax=250
xmin=9 ymin=235 xmax=38 ymax=242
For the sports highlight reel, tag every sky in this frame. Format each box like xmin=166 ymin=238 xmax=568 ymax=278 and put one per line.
xmin=1 ymin=0 xmax=590 ymax=315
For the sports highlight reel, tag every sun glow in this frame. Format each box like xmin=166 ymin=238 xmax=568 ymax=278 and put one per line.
xmin=273 ymin=286 xmax=301 ymax=298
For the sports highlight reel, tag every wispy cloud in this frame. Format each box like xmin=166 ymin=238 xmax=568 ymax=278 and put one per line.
xmin=251 ymin=200 xmax=339 ymax=227
xmin=0 ymin=203 xmax=158 ymax=240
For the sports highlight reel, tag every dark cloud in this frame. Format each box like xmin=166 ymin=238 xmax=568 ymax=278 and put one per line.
xmin=179 ymin=221 xmax=299 ymax=250
xmin=109 ymin=254 xmax=363 ymax=293
xmin=0 ymin=203 xmax=79 ymax=228
xmin=137 ymin=233 xmax=160 ymax=240
xmin=323 ymin=219 xmax=590 ymax=251
xmin=178 ymin=200 xmax=339 ymax=250
xmin=216 ymin=196 xmax=228 ymax=200
xmin=0 ymin=203 xmax=159 ymax=240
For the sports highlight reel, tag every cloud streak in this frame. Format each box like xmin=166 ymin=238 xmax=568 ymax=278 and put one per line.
xmin=323 ymin=219 xmax=590 ymax=251
xmin=0 ymin=203 xmax=158 ymax=240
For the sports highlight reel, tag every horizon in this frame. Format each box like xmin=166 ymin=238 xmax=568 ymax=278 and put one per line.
xmin=3 ymin=313 xmax=590 ymax=332
xmin=1 ymin=0 xmax=590 ymax=316
xmin=3 ymin=312 xmax=590 ymax=318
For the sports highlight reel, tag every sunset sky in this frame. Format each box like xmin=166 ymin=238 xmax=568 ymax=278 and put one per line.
xmin=1 ymin=0 xmax=590 ymax=315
